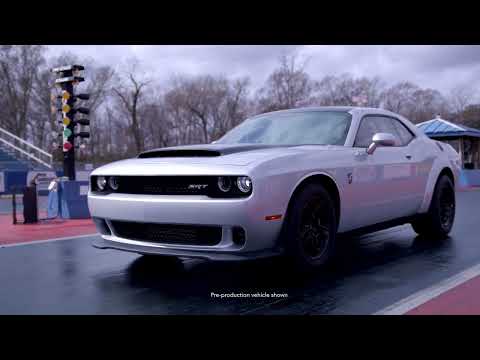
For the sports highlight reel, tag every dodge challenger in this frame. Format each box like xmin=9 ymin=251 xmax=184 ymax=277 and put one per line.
xmin=88 ymin=107 xmax=461 ymax=270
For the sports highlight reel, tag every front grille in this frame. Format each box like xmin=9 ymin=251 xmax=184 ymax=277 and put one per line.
xmin=110 ymin=221 xmax=222 ymax=246
xmin=94 ymin=176 xmax=214 ymax=195
xmin=90 ymin=175 xmax=252 ymax=197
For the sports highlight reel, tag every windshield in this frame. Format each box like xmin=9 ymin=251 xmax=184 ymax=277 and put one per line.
xmin=216 ymin=111 xmax=352 ymax=146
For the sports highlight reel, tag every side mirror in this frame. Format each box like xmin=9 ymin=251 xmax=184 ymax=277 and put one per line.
xmin=366 ymin=132 xmax=397 ymax=155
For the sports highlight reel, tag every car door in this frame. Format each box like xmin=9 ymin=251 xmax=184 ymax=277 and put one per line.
xmin=346 ymin=115 xmax=418 ymax=229
xmin=388 ymin=116 xmax=428 ymax=212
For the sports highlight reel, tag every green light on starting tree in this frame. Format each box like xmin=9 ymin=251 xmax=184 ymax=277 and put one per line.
xmin=63 ymin=128 xmax=72 ymax=138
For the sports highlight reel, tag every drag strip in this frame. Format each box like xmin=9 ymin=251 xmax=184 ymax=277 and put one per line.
xmin=0 ymin=190 xmax=479 ymax=315
xmin=375 ymin=263 xmax=480 ymax=315
xmin=0 ymin=233 xmax=98 ymax=248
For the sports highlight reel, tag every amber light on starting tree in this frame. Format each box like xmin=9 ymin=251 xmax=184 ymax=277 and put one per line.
xmin=62 ymin=91 xmax=71 ymax=100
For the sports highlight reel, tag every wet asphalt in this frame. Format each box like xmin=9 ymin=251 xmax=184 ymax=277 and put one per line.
xmin=0 ymin=190 xmax=479 ymax=315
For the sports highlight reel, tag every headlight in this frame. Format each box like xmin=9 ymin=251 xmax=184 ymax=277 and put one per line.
xmin=217 ymin=176 xmax=232 ymax=192
xmin=236 ymin=176 xmax=252 ymax=193
xmin=96 ymin=176 xmax=107 ymax=191
xmin=108 ymin=176 xmax=119 ymax=191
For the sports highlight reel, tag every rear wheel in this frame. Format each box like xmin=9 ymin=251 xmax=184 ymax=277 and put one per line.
xmin=281 ymin=183 xmax=337 ymax=272
xmin=411 ymin=175 xmax=455 ymax=238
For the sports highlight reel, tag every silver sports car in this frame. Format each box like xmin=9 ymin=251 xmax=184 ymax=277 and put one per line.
xmin=88 ymin=106 xmax=461 ymax=270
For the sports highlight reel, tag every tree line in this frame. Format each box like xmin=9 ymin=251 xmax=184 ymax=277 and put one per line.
xmin=0 ymin=45 xmax=478 ymax=167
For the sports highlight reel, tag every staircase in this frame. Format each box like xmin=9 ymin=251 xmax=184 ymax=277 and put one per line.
xmin=0 ymin=143 xmax=28 ymax=170
xmin=0 ymin=126 xmax=52 ymax=171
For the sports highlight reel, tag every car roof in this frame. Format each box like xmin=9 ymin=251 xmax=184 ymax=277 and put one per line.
xmin=254 ymin=106 xmax=413 ymax=121
xmin=253 ymin=106 xmax=389 ymax=117
xmin=251 ymin=106 xmax=422 ymax=136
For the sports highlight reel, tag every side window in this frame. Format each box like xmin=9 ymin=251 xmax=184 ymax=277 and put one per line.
xmin=354 ymin=116 xmax=399 ymax=147
xmin=354 ymin=115 xmax=415 ymax=148
xmin=371 ymin=116 xmax=398 ymax=135
xmin=389 ymin=118 xmax=414 ymax=146
xmin=354 ymin=116 xmax=379 ymax=148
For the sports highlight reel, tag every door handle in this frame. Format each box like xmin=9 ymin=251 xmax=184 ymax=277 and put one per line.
xmin=406 ymin=154 xmax=412 ymax=160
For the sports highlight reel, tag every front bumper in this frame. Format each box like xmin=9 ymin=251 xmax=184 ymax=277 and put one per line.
xmin=87 ymin=192 xmax=285 ymax=259
xmin=92 ymin=236 xmax=281 ymax=261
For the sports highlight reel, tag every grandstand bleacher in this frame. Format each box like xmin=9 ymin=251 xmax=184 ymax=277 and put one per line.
xmin=0 ymin=142 xmax=51 ymax=172
xmin=0 ymin=127 xmax=55 ymax=194
xmin=0 ymin=142 xmax=29 ymax=171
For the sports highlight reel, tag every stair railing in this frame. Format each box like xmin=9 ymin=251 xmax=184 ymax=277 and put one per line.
xmin=0 ymin=126 xmax=53 ymax=169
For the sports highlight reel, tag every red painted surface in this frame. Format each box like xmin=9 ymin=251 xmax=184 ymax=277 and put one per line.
xmin=407 ymin=275 xmax=480 ymax=315
xmin=0 ymin=213 xmax=97 ymax=245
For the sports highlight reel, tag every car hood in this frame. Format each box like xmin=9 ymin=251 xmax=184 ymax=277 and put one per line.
xmin=91 ymin=143 xmax=347 ymax=176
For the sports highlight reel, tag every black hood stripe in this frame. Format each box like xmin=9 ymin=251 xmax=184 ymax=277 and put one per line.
xmin=138 ymin=144 xmax=289 ymax=158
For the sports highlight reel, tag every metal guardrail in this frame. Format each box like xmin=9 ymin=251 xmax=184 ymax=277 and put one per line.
xmin=0 ymin=126 xmax=53 ymax=169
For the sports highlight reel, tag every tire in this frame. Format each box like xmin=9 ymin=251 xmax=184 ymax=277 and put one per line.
xmin=281 ymin=183 xmax=337 ymax=272
xmin=411 ymin=175 xmax=455 ymax=239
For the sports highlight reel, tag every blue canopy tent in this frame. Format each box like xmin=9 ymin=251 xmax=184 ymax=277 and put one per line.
xmin=417 ymin=116 xmax=480 ymax=187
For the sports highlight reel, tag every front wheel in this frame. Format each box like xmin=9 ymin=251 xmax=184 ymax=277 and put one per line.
xmin=411 ymin=175 xmax=455 ymax=239
xmin=281 ymin=183 xmax=337 ymax=272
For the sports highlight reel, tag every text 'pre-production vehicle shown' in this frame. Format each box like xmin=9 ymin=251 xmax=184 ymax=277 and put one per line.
xmin=88 ymin=107 xmax=461 ymax=271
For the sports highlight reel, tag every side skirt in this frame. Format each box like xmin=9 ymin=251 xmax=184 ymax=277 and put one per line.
xmin=337 ymin=216 xmax=417 ymax=239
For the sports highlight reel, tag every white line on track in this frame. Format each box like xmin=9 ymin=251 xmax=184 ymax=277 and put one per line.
xmin=0 ymin=233 xmax=99 ymax=248
xmin=374 ymin=262 xmax=480 ymax=315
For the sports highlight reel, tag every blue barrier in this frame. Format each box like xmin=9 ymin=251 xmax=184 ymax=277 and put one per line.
xmin=4 ymin=171 xmax=27 ymax=194
xmin=47 ymin=180 xmax=90 ymax=219
xmin=459 ymin=169 xmax=480 ymax=187
xmin=58 ymin=180 xmax=90 ymax=219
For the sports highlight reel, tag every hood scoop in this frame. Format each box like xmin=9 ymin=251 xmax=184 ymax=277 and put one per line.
xmin=138 ymin=149 xmax=221 ymax=158
xmin=138 ymin=144 xmax=286 ymax=159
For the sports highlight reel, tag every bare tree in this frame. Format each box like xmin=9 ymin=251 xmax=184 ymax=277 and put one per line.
xmin=212 ymin=77 xmax=251 ymax=139
xmin=459 ymin=104 xmax=480 ymax=128
xmin=143 ymin=97 xmax=172 ymax=149
xmin=0 ymin=45 xmax=46 ymax=138
xmin=315 ymin=73 xmax=384 ymax=107
xmin=164 ymin=74 xmax=251 ymax=144
xmin=256 ymin=53 xmax=314 ymax=112
xmin=83 ymin=64 xmax=115 ymax=162
xmin=30 ymin=68 xmax=56 ymax=149
xmin=112 ymin=59 xmax=151 ymax=153
xmin=448 ymin=84 xmax=477 ymax=120
xmin=409 ymin=88 xmax=449 ymax=123
xmin=379 ymin=82 xmax=448 ymax=123
xmin=380 ymin=81 xmax=419 ymax=114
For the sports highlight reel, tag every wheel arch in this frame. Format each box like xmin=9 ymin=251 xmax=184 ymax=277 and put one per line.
xmin=286 ymin=172 xmax=341 ymax=229
xmin=438 ymin=167 xmax=455 ymax=187
xmin=419 ymin=165 xmax=456 ymax=213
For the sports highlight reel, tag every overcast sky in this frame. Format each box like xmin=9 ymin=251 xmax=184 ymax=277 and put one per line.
xmin=47 ymin=45 xmax=480 ymax=96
